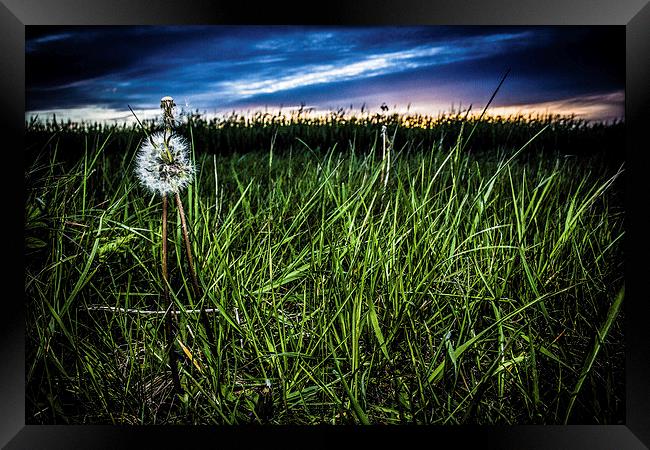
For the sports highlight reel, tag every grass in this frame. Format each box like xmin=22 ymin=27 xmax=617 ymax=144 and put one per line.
xmin=25 ymin=116 xmax=625 ymax=424
xmin=26 ymin=109 xmax=625 ymax=163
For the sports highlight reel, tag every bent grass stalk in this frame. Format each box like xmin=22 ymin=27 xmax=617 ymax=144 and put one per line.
xmin=564 ymin=284 xmax=625 ymax=423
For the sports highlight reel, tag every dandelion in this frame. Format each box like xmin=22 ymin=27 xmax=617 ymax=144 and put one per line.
xmin=135 ymin=132 xmax=195 ymax=196
xmin=132 ymin=96 xmax=217 ymax=394
xmin=160 ymin=95 xmax=176 ymax=128
xmin=132 ymin=96 xmax=195 ymax=394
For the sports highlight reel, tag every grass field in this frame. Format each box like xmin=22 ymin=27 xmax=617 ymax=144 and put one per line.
xmin=24 ymin=114 xmax=625 ymax=424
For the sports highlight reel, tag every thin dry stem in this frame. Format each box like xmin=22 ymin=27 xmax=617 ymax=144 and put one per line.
xmin=175 ymin=192 xmax=201 ymax=297
xmin=175 ymin=192 xmax=217 ymax=353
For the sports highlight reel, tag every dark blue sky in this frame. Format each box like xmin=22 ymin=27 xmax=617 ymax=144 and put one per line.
xmin=25 ymin=26 xmax=624 ymax=122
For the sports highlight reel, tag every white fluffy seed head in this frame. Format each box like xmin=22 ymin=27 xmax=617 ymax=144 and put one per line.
xmin=135 ymin=132 xmax=194 ymax=196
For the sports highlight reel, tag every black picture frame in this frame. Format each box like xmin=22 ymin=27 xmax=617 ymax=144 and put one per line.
xmin=4 ymin=0 xmax=649 ymax=448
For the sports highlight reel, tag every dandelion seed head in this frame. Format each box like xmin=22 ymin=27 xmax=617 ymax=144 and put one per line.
xmin=160 ymin=96 xmax=177 ymax=128
xmin=135 ymin=132 xmax=194 ymax=196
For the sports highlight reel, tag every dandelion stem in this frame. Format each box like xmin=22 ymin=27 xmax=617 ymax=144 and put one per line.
xmin=175 ymin=192 xmax=200 ymax=297
xmin=162 ymin=128 xmax=173 ymax=163
xmin=162 ymin=194 xmax=182 ymax=393
xmin=383 ymin=131 xmax=391 ymax=190
xmin=174 ymin=192 xmax=216 ymax=352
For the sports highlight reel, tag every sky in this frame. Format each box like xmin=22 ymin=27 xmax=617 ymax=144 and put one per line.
xmin=25 ymin=26 xmax=625 ymax=123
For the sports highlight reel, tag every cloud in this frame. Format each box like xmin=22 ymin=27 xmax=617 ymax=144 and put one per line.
xmin=214 ymin=32 xmax=532 ymax=100
xmin=26 ymin=105 xmax=161 ymax=123
xmin=484 ymin=91 xmax=624 ymax=122
xmin=27 ymin=27 xmax=532 ymax=107
xmin=26 ymin=32 xmax=73 ymax=52
xmin=25 ymin=26 xmax=623 ymax=121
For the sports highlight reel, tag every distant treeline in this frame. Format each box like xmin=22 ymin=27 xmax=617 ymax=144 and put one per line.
xmin=25 ymin=111 xmax=625 ymax=165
